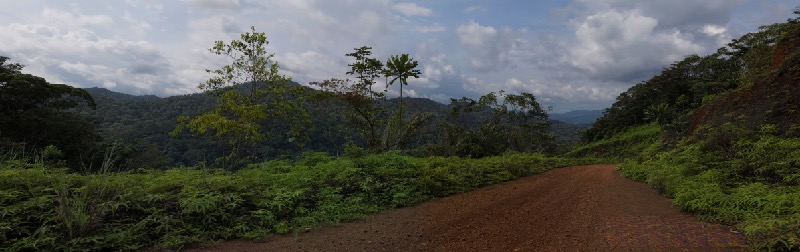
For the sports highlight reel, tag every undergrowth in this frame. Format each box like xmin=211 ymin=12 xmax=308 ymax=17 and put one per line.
xmin=618 ymin=126 xmax=800 ymax=251
xmin=0 ymin=152 xmax=598 ymax=251
xmin=565 ymin=124 xmax=662 ymax=162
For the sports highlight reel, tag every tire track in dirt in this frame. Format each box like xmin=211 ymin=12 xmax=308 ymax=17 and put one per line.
xmin=184 ymin=165 xmax=748 ymax=251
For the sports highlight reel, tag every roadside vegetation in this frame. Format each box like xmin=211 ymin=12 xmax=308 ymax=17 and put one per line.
xmin=0 ymin=151 xmax=596 ymax=251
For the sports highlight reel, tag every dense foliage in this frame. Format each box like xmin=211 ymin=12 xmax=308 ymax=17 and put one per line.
xmin=583 ymin=17 xmax=799 ymax=142
xmin=0 ymin=56 xmax=101 ymax=169
xmin=173 ymin=26 xmax=309 ymax=169
xmin=0 ymin=152 xmax=598 ymax=251
xmin=617 ymin=127 xmax=800 ymax=250
xmin=422 ymin=91 xmax=555 ymax=158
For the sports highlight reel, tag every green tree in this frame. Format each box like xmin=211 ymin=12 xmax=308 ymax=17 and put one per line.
xmin=430 ymin=91 xmax=554 ymax=157
xmin=583 ymin=48 xmax=750 ymax=142
xmin=384 ymin=54 xmax=421 ymax=111
xmin=488 ymin=92 xmax=553 ymax=153
xmin=0 ymin=56 xmax=100 ymax=168
xmin=383 ymin=54 xmax=422 ymax=149
xmin=346 ymin=46 xmax=385 ymax=98
xmin=0 ymin=56 xmax=23 ymax=74
xmin=582 ymin=19 xmax=799 ymax=142
xmin=173 ymin=27 xmax=308 ymax=168
xmin=310 ymin=46 xmax=387 ymax=151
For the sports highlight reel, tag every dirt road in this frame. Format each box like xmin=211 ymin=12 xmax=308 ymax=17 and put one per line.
xmin=185 ymin=165 xmax=748 ymax=251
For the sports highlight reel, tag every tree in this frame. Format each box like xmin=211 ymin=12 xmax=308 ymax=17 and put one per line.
xmin=310 ymin=46 xmax=388 ymax=151
xmin=346 ymin=46 xmax=385 ymax=98
xmin=0 ymin=56 xmax=23 ymax=74
xmin=431 ymin=91 xmax=554 ymax=157
xmin=384 ymin=54 xmax=421 ymax=111
xmin=489 ymin=92 xmax=553 ymax=153
xmin=789 ymin=6 xmax=799 ymax=22
xmin=0 ymin=56 xmax=100 ymax=168
xmin=581 ymin=25 xmax=781 ymax=142
xmin=173 ymin=26 xmax=308 ymax=168
xmin=311 ymin=50 xmax=431 ymax=152
xmin=383 ymin=54 xmax=421 ymax=148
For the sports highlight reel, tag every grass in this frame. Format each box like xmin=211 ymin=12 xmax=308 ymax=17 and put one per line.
xmin=617 ymin=128 xmax=800 ymax=250
xmin=0 ymin=151 xmax=598 ymax=251
xmin=564 ymin=124 xmax=662 ymax=162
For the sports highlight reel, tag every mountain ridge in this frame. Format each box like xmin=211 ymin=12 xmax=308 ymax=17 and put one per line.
xmin=549 ymin=109 xmax=604 ymax=125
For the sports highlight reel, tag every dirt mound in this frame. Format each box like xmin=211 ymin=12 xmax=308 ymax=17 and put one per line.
xmin=688 ymin=22 xmax=800 ymax=137
xmin=184 ymin=165 xmax=747 ymax=251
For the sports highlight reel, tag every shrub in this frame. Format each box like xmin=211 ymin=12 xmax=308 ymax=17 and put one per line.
xmin=619 ymin=135 xmax=800 ymax=250
xmin=0 ymin=152 xmax=599 ymax=251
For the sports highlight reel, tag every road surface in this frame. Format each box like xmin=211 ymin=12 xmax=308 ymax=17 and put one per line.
xmin=185 ymin=164 xmax=748 ymax=251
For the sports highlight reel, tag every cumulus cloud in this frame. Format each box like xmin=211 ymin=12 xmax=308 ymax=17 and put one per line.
xmin=548 ymin=0 xmax=752 ymax=84
xmin=180 ymin=0 xmax=240 ymax=9
xmin=281 ymin=50 xmax=343 ymax=82
xmin=633 ymin=0 xmax=741 ymax=29
xmin=41 ymin=8 xmax=113 ymax=28
xmin=417 ymin=23 xmax=446 ymax=33
xmin=0 ymin=8 xmax=188 ymax=96
xmin=462 ymin=76 xmax=624 ymax=111
xmin=456 ymin=20 xmax=518 ymax=72
xmin=464 ymin=5 xmax=486 ymax=14
xmin=392 ymin=3 xmax=433 ymax=17
xmin=244 ymin=1 xmax=400 ymax=86
xmin=495 ymin=0 xmax=754 ymax=110
xmin=122 ymin=11 xmax=152 ymax=37
xmin=449 ymin=0 xmax=748 ymax=109
xmin=404 ymin=53 xmax=456 ymax=91
xmin=567 ymin=9 xmax=702 ymax=82
xmin=125 ymin=0 xmax=164 ymax=12
xmin=701 ymin=24 xmax=726 ymax=36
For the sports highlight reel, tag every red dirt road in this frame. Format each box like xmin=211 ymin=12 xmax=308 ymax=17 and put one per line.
xmin=185 ymin=165 xmax=748 ymax=251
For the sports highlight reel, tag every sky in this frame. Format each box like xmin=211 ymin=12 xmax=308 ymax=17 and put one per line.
xmin=1 ymin=0 xmax=797 ymax=112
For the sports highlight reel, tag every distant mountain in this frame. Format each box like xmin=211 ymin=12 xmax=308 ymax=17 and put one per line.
xmin=78 ymin=87 xmax=595 ymax=166
xmin=549 ymin=110 xmax=604 ymax=125
xmin=78 ymin=87 xmax=451 ymax=165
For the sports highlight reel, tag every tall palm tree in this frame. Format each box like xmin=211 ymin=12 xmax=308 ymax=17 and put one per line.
xmin=383 ymin=54 xmax=421 ymax=150
xmin=384 ymin=54 xmax=421 ymax=111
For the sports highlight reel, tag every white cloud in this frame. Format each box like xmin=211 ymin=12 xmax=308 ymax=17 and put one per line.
xmin=122 ymin=11 xmax=152 ymax=37
xmin=417 ymin=23 xmax=446 ymax=33
xmin=567 ymin=9 xmax=702 ymax=82
xmin=0 ymin=8 xmax=189 ymax=96
xmin=280 ymin=50 xmax=343 ymax=83
xmin=125 ymin=0 xmax=164 ymax=12
xmin=408 ymin=76 xmax=437 ymax=89
xmin=463 ymin=76 xmax=623 ymax=110
xmin=701 ymin=24 xmax=726 ymax=36
xmin=180 ymin=0 xmax=240 ymax=9
xmin=464 ymin=5 xmax=486 ymax=14
xmin=308 ymin=10 xmax=338 ymax=26
xmin=457 ymin=20 xmax=496 ymax=46
xmin=392 ymin=3 xmax=433 ymax=17
xmin=41 ymin=8 xmax=113 ymax=27
xmin=456 ymin=20 xmax=518 ymax=72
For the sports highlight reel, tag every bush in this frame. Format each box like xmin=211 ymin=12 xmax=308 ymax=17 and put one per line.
xmin=619 ymin=134 xmax=800 ymax=250
xmin=566 ymin=124 xmax=662 ymax=162
xmin=0 ymin=152 xmax=599 ymax=251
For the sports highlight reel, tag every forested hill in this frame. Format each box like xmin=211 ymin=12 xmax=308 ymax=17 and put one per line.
xmin=76 ymin=87 xmax=590 ymax=168
xmin=78 ymin=87 xmax=217 ymax=168
xmin=549 ymin=110 xmax=603 ymax=125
